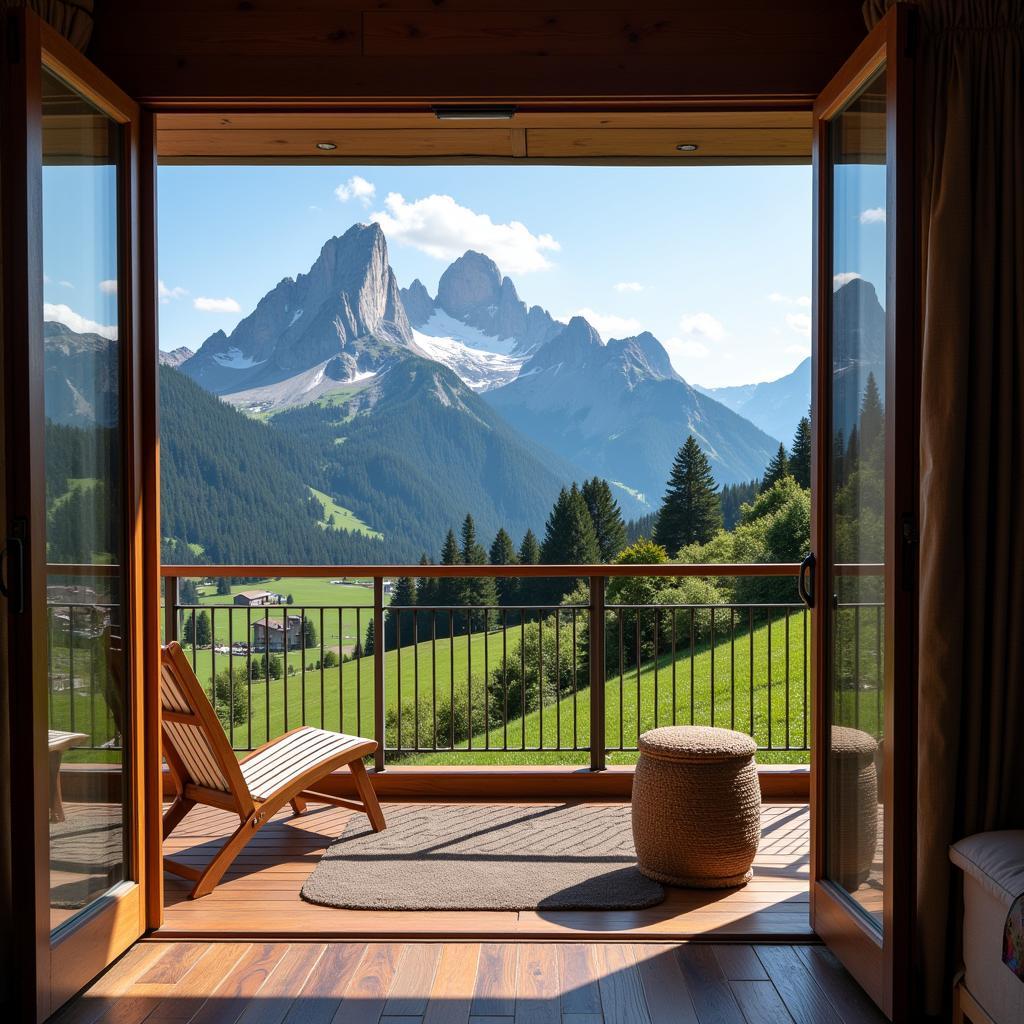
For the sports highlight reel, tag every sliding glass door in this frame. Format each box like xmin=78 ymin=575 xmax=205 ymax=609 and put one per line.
xmin=810 ymin=6 xmax=917 ymax=1020
xmin=2 ymin=9 xmax=154 ymax=1019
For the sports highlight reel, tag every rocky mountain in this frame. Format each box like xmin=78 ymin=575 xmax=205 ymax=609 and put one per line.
xmin=43 ymin=320 xmax=119 ymax=427
xmin=167 ymin=226 xmax=581 ymax=553
xmin=697 ymin=358 xmax=811 ymax=444
xmin=486 ymin=316 xmax=779 ymax=501
xmin=181 ymin=223 xmax=412 ymax=398
xmin=400 ymin=250 xmax=561 ymax=355
xmin=159 ymin=346 xmax=194 ymax=368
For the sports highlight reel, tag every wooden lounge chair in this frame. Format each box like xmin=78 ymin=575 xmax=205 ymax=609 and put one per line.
xmin=160 ymin=640 xmax=385 ymax=898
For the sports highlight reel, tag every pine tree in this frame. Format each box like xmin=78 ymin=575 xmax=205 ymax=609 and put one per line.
xmin=790 ymin=415 xmax=812 ymax=489
xmin=833 ymin=428 xmax=847 ymax=487
xmin=414 ymin=554 xmax=436 ymax=606
xmin=518 ymin=529 xmax=540 ymax=566
xmin=541 ymin=485 xmax=601 ymax=566
xmin=436 ymin=528 xmax=463 ymax=634
xmin=858 ymin=372 xmax=884 ymax=459
xmin=195 ymin=610 xmax=212 ymax=647
xmin=182 ymin=612 xmax=196 ymax=645
xmin=216 ymin=577 xmax=231 ymax=596
xmin=386 ymin=576 xmax=417 ymax=649
xmin=363 ymin=618 xmax=375 ymax=656
xmin=302 ymin=613 xmax=317 ymax=649
xmin=653 ymin=436 xmax=723 ymax=553
xmin=459 ymin=514 xmax=497 ymax=629
xmin=517 ymin=528 xmax=541 ymax=607
xmin=541 ymin=485 xmax=600 ymax=603
xmin=845 ymin=425 xmax=860 ymax=474
xmin=761 ymin=442 xmax=791 ymax=492
xmin=489 ymin=528 xmax=519 ymax=606
xmin=581 ymin=477 xmax=627 ymax=561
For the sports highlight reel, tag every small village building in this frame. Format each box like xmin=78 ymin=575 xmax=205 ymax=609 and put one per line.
xmin=234 ymin=589 xmax=284 ymax=607
xmin=251 ymin=615 xmax=303 ymax=651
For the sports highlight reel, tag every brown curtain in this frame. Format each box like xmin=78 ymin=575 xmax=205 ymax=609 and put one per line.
xmin=0 ymin=0 xmax=94 ymax=51
xmin=864 ymin=0 xmax=1024 ymax=1017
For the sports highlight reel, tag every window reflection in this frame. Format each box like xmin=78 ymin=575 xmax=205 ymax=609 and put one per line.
xmin=41 ymin=68 xmax=128 ymax=931
xmin=827 ymin=67 xmax=887 ymax=928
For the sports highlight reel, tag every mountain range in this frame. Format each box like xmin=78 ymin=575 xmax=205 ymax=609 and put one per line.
xmin=43 ymin=222 xmax=887 ymax=561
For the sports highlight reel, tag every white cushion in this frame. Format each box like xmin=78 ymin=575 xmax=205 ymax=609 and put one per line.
xmin=950 ymin=830 xmax=1024 ymax=910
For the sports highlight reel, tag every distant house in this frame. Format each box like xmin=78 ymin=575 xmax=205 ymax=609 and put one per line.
xmin=251 ymin=615 xmax=303 ymax=652
xmin=234 ymin=589 xmax=283 ymax=607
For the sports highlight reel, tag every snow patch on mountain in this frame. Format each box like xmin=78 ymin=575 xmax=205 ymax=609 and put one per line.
xmin=416 ymin=309 xmax=517 ymax=355
xmin=412 ymin=327 xmax=524 ymax=392
xmin=212 ymin=347 xmax=266 ymax=370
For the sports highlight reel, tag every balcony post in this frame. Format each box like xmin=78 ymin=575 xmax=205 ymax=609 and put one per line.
xmin=589 ymin=574 xmax=606 ymax=772
xmin=373 ymin=575 xmax=385 ymax=772
xmin=163 ymin=575 xmax=178 ymax=645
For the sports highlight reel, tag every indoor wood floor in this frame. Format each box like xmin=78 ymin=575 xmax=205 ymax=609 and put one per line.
xmin=161 ymin=801 xmax=811 ymax=940
xmin=55 ymin=939 xmax=888 ymax=1024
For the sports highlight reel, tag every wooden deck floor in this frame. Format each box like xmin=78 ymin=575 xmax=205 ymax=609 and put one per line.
xmin=55 ymin=939 xmax=887 ymax=1024
xmin=161 ymin=801 xmax=811 ymax=940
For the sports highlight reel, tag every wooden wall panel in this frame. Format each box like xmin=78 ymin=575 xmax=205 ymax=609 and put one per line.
xmin=87 ymin=1 xmax=867 ymax=106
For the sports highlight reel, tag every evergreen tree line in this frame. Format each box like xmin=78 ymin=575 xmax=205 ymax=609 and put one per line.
xmin=383 ymin=477 xmax=628 ymax=647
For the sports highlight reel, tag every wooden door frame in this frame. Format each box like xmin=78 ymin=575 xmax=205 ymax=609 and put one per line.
xmin=1 ymin=9 xmax=158 ymax=1019
xmin=810 ymin=5 xmax=917 ymax=1020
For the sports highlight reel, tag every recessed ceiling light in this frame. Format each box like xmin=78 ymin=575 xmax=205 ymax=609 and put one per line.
xmin=315 ymin=141 xmax=337 ymax=151
xmin=676 ymin=143 xmax=699 ymax=152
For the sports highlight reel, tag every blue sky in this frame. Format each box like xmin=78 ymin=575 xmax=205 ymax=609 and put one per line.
xmin=42 ymin=163 xmax=887 ymax=389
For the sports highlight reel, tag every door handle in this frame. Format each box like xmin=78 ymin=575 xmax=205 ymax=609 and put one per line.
xmin=797 ymin=552 xmax=815 ymax=609
xmin=0 ymin=532 xmax=25 ymax=614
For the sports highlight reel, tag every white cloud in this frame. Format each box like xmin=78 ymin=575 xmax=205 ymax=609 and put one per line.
xmin=99 ymin=279 xmax=118 ymax=294
xmin=768 ymin=291 xmax=811 ymax=307
xmin=43 ymin=274 xmax=52 ymax=284
xmin=194 ymin=296 xmax=241 ymax=313
xmin=614 ymin=281 xmax=644 ymax=293
xmin=44 ymin=303 xmax=117 ymax=340
xmin=334 ymin=176 xmax=376 ymax=206
xmin=678 ymin=311 xmax=726 ymax=343
xmin=860 ymin=207 xmax=886 ymax=224
xmin=662 ymin=336 xmax=709 ymax=361
xmin=59 ymin=280 xmax=74 ymax=289
xmin=785 ymin=342 xmax=811 ymax=356
xmin=833 ymin=271 xmax=864 ymax=289
xmin=158 ymin=280 xmax=187 ymax=304
xmin=785 ymin=312 xmax=812 ymax=337
xmin=371 ymin=192 xmax=560 ymax=275
xmin=558 ymin=308 xmax=642 ymax=340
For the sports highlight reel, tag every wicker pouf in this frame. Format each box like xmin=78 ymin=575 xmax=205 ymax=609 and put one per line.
xmin=828 ymin=726 xmax=879 ymax=887
xmin=631 ymin=726 xmax=761 ymax=888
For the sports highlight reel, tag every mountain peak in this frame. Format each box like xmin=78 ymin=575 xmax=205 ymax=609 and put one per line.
xmin=400 ymin=278 xmax=435 ymax=327
xmin=183 ymin=222 xmax=411 ymax=395
xmin=436 ymin=250 xmax=503 ymax=319
xmin=607 ymin=331 xmax=678 ymax=382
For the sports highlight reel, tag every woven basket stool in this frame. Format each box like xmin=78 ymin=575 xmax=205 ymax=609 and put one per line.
xmin=828 ymin=725 xmax=879 ymax=887
xmin=631 ymin=725 xmax=761 ymax=888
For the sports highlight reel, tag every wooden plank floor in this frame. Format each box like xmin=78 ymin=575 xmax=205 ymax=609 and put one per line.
xmin=161 ymin=801 xmax=811 ymax=940
xmin=54 ymin=939 xmax=888 ymax=1024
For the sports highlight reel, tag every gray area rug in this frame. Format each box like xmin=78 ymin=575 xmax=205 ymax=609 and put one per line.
xmin=301 ymin=802 xmax=665 ymax=911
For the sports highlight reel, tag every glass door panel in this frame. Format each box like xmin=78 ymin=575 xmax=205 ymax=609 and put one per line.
xmin=827 ymin=68 xmax=887 ymax=928
xmin=811 ymin=6 xmax=915 ymax=1018
xmin=41 ymin=68 xmax=130 ymax=934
